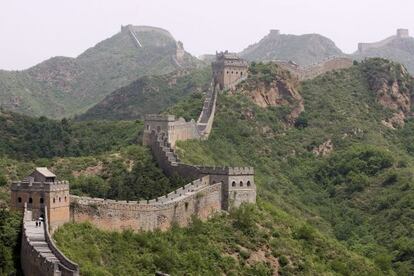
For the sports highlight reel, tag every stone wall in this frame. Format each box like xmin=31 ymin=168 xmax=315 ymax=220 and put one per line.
xmin=275 ymin=57 xmax=353 ymax=81
xmin=71 ymin=177 xmax=222 ymax=231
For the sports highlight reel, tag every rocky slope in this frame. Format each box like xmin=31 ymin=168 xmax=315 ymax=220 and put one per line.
xmin=360 ymin=58 xmax=414 ymax=128
xmin=240 ymin=30 xmax=345 ymax=66
xmin=236 ymin=62 xmax=304 ymax=126
xmin=0 ymin=25 xmax=202 ymax=118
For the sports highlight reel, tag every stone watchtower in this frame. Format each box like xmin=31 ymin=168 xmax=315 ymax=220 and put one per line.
xmin=11 ymin=168 xmax=71 ymax=231
xmin=212 ymin=51 xmax=248 ymax=90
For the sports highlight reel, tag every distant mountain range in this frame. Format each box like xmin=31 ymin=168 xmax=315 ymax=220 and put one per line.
xmin=2 ymin=26 xmax=414 ymax=120
xmin=240 ymin=29 xmax=345 ymax=66
xmin=0 ymin=25 xmax=201 ymax=118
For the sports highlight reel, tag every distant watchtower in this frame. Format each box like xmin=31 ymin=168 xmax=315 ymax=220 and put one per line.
xmin=212 ymin=51 xmax=248 ymax=90
xmin=11 ymin=168 xmax=70 ymax=231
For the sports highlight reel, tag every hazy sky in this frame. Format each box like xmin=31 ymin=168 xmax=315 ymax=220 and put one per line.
xmin=0 ymin=0 xmax=412 ymax=70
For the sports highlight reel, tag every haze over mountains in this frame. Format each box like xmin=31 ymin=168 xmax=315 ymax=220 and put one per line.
xmin=1 ymin=25 xmax=414 ymax=119
xmin=0 ymin=25 xmax=200 ymax=118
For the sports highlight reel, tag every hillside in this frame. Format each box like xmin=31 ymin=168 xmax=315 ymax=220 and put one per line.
xmin=78 ymin=67 xmax=211 ymax=121
xmin=45 ymin=59 xmax=414 ymax=275
xmin=169 ymin=59 xmax=414 ymax=274
xmin=0 ymin=110 xmax=143 ymax=159
xmin=0 ymin=25 xmax=202 ymax=118
xmin=240 ymin=30 xmax=345 ymax=66
xmin=355 ymin=30 xmax=414 ymax=74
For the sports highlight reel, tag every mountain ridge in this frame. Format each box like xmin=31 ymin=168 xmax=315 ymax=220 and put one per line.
xmin=0 ymin=25 xmax=202 ymax=118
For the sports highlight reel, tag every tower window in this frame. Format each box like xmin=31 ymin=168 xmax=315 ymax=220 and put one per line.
xmin=29 ymin=198 xmax=33 ymax=204
xmin=232 ymin=181 xmax=236 ymax=187
xmin=53 ymin=198 xmax=55 ymax=203
xmin=185 ymin=202 xmax=189 ymax=211
xmin=59 ymin=197 xmax=61 ymax=202
xmin=65 ymin=196 xmax=67 ymax=202
xmin=247 ymin=181 xmax=251 ymax=187
xmin=18 ymin=197 xmax=22 ymax=203
xmin=40 ymin=198 xmax=44 ymax=204
xmin=240 ymin=181 xmax=243 ymax=187
xmin=146 ymin=125 xmax=150 ymax=130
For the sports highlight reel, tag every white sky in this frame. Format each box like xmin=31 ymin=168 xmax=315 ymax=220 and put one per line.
xmin=0 ymin=0 xmax=412 ymax=70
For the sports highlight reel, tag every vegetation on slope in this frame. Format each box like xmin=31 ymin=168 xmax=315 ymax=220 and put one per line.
xmin=0 ymin=26 xmax=202 ymax=118
xmin=0 ymin=209 xmax=21 ymax=276
xmin=0 ymin=110 xmax=142 ymax=159
xmin=54 ymin=203 xmax=381 ymax=276
xmin=78 ymin=67 xmax=211 ymax=121
xmin=240 ymin=30 xmax=344 ymax=66
xmin=170 ymin=59 xmax=414 ymax=274
xmin=51 ymin=59 xmax=414 ymax=275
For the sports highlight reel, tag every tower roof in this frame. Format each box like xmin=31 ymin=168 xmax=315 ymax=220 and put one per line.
xmin=34 ymin=167 xmax=56 ymax=178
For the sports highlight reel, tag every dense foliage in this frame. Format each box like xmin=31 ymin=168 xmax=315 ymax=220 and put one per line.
xmin=54 ymin=204 xmax=381 ymax=275
xmin=0 ymin=111 xmax=142 ymax=159
xmin=70 ymin=146 xmax=186 ymax=201
xmin=0 ymin=209 xmax=21 ymax=275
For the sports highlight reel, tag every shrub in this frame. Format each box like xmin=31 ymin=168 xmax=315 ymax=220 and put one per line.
xmin=279 ymin=255 xmax=289 ymax=267
xmin=0 ymin=174 xmax=6 ymax=187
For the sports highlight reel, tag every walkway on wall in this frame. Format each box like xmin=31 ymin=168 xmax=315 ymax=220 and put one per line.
xmin=24 ymin=212 xmax=63 ymax=265
xmin=22 ymin=207 xmax=79 ymax=275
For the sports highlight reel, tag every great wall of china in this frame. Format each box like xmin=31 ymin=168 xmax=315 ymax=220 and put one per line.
xmin=11 ymin=52 xmax=256 ymax=275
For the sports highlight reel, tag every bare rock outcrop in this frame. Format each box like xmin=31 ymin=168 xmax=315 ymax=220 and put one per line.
xmin=236 ymin=63 xmax=304 ymax=125
xmin=312 ymin=139 xmax=334 ymax=157
xmin=364 ymin=62 xmax=413 ymax=128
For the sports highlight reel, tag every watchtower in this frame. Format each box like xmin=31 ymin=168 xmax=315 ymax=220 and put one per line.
xmin=212 ymin=51 xmax=249 ymax=90
xmin=11 ymin=168 xmax=70 ymax=231
xmin=397 ymin=29 xmax=409 ymax=38
xmin=200 ymin=166 xmax=256 ymax=210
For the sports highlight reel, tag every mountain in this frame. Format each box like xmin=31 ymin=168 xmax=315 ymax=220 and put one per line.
xmin=77 ymin=67 xmax=211 ymax=121
xmin=355 ymin=29 xmax=414 ymax=74
xmin=240 ymin=30 xmax=345 ymax=66
xmin=0 ymin=25 xmax=202 ymax=118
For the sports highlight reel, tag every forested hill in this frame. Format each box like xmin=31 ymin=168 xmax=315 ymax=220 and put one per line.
xmin=0 ymin=25 xmax=202 ymax=118
xmin=77 ymin=67 xmax=211 ymax=121
xmin=0 ymin=110 xmax=142 ymax=159
xmin=240 ymin=30 xmax=345 ymax=66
